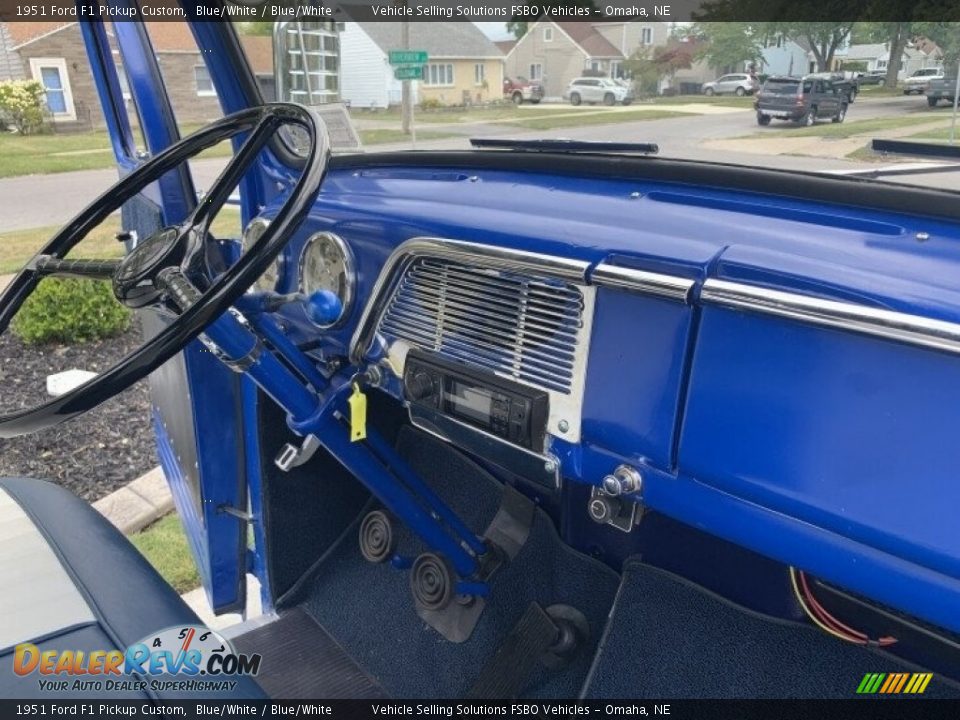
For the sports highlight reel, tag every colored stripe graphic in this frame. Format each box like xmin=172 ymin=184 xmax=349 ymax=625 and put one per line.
xmin=857 ymin=672 xmax=933 ymax=694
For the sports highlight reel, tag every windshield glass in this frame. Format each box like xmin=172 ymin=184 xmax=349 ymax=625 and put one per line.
xmin=763 ymin=80 xmax=801 ymax=94
xmin=223 ymin=17 xmax=960 ymax=193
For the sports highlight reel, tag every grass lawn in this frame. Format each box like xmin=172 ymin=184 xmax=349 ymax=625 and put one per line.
xmin=0 ymin=123 xmax=232 ymax=179
xmin=767 ymin=113 xmax=948 ymax=139
xmin=645 ymin=95 xmax=755 ymax=109
xmin=359 ymin=128 xmax=459 ymax=144
xmin=505 ymin=109 xmax=688 ymax=130
xmin=906 ymin=125 xmax=960 ymax=141
xmin=857 ymin=85 xmax=905 ymax=97
xmin=0 ymin=210 xmax=242 ymax=274
xmin=130 ymin=514 xmax=200 ymax=594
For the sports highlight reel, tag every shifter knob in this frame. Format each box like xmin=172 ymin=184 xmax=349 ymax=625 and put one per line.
xmin=304 ymin=290 xmax=343 ymax=326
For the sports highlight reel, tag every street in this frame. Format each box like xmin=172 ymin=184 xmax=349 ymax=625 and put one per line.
xmin=1 ymin=94 xmax=957 ymax=231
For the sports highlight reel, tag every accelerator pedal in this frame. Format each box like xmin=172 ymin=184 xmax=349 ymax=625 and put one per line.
xmin=465 ymin=603 xmax=589 ymax=699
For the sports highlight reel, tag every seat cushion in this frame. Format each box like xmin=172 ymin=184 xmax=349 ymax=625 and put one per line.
xmin=0 ymin=477 xmax=264 ymax=699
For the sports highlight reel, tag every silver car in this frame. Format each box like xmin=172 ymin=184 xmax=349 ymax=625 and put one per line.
xmin=566 ymin=77 xmax=634 ymax=106
xmin=702 ymin=73 xmax=758 ymax=96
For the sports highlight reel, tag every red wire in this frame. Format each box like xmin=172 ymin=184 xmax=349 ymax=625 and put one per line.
xmin=798 ymin=571 xmax=897 ymax=646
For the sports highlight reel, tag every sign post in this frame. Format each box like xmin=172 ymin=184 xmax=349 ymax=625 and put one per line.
xmin=389 ymin=45 xmax=429 ymax=149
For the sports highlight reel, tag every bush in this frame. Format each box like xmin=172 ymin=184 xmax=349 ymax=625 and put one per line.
xmin=419 ymin=97 xmax=443 ymax=110
xmin=12 ymin=278 xmax=131 ymax=345
xmin=0 ymin=80 xmax=47 ymax=135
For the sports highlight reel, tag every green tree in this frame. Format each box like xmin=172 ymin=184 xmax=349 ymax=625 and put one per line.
xmin=690 ymin=23 xmax=764 ymax=74
xmin=915 ymin=21 xmax=960 ymax=72
xmin=236 ymin=21 xmax=273 ymax=36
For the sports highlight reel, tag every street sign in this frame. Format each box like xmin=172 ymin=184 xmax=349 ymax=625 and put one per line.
xmin=389 ymin=50 xmax=428 ymax=66
xmin=394 ymin=66 xmax=423 ymax=81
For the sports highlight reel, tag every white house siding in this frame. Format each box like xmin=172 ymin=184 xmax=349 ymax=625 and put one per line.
xmin=761 ymin=41 xmax=809 ymax=77
xmin=340 ymin=23 xmax=390 ymax=108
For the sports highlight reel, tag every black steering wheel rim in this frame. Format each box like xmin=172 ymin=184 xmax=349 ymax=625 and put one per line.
xmin=0 ymin=102 xmax=329 ymax=438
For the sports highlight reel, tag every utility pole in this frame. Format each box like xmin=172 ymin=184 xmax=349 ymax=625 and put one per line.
xmin=951 ymin=57 xmax=960 ymax=146
xmin=401 ymin=20 xmax=412 ymax=136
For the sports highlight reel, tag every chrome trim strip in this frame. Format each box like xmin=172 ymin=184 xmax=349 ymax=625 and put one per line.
xmin=592 ymin=264 xmax=694 ymax=302
xmin=701 ymin=279 xmax=960 ymax=355
xmin=349 ymin=237 xmax=590 ymax=364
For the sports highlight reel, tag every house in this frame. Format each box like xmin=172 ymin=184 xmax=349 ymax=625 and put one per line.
xmin=0 ymin=21 xmax=273 ymax=130
xmin=760 ymin=36 xmax=811 ymax=77
xmin=0 ymin=22 xmax=24 ymax=81
xmin=339 ymin=22 xmax=503 ymax=109
xmin=813 ymin=40 xmax=941 ymax=79
xmin=503 ymin=20 xmax=624 ymax=99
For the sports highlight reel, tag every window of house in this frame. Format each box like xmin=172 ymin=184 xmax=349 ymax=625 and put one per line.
xmin=877 ymin=59 xmax=887 ymax=69
xmin=640 ymin=27 xmax=653 ymax=45
xmin=425 ymin=63 xmax=454 ymax=86
xmin=474 ymin=63 xmax=485 ymax=85
xmin=529 ymin=63 xmax=543 ymax=81
xmin=194 ymin=65 xmax=216 ymax=97
xmin=544 ymin=27 xmax=553 ymax=42
xmin=29 ymin=58 xmax=75 ymax=120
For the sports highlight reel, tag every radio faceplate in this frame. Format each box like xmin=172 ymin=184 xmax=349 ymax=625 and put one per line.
xmin=403 ymin=350 xmax=549 ymax=453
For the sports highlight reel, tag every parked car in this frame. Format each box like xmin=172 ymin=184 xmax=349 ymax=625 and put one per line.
xmin=903 ymin=68 xmax=944 ymax=95
xmin=926 ymin=74 xmax=958 ymax=107
xmin=503 ymin=76 xmax=543 ymax=105
xmin=754 ymin=75 xmax=847 ymax=126
xmin=701 ymin=73 xmax=758 ymax=97
xmin=858 ymin=69 xmax=887 ymax=85
xmin=565 ymin=77 xmax=634 ymax=106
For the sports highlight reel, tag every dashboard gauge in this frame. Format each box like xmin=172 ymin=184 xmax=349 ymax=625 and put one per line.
xmin=299 ymin=232 xmax=355 ymax=328
xmin=240 ymin=217 xmax=281 ymax=292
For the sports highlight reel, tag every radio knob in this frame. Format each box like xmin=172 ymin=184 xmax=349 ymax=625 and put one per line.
xmin=406 ymin=371 xmax=436 ymax=401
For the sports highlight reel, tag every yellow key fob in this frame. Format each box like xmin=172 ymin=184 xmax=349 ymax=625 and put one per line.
xmin=348 ymin=383 xmax=367 ymax=442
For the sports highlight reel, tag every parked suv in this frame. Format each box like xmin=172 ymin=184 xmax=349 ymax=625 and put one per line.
xmin=926 ymin=74 xmax=957 ymax=107
xmin=503 ymin=76 xmax=543 ymax=105
xmin=566 ymin=77 xmax=634 ymax=106
xmin=701 ymin=73 xmax=758 ymax=96
xmin=903 ymin=68 xmax=944 ymax=95
xmin=755 ymin=75 xmax=847 ymax=126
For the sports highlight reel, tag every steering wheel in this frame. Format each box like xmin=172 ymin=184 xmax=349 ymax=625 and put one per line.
xmin=0 ymin=103 xmax=329 ymax=438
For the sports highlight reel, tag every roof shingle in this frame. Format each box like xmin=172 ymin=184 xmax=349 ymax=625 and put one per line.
xmin=356 ymin=22 xmax=502 ymax=59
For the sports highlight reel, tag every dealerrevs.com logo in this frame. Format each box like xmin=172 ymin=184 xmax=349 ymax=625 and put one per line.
xmin=12 ymin=625 xmax=261 ymax=693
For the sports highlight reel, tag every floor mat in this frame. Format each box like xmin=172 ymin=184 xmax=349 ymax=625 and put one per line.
xmin=582 ymin=558 xmax=960 ymax=699
xmin=285 ymin=427 xmax=620 ymax=698
xmin=232 ymin=608 xmax=386 ymax=699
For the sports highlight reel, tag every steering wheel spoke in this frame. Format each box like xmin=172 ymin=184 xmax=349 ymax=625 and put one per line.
xmin=31 ymin=255 xmax=122 ymax=281
xmin=188 ymin=115 xmax=280 ymax=235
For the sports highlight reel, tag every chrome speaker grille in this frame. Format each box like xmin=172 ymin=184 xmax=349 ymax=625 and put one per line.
xmin=380 ymin=258 xmax=587 ymax=394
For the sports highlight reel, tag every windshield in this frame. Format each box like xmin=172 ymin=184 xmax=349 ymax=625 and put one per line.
xmin=223 ymin=18 xmax=960 ymax=194
xmin=762 ymin=80 xmax=800 ymax=94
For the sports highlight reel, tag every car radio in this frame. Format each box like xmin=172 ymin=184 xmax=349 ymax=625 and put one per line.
xmin=403 ymin=350 xmax=549 ymax=453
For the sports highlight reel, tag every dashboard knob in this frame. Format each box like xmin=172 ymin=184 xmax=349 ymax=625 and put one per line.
xmin=588 ymin=496 xmax=621 ymax=524
xmin=406 ymin=371 xmax=436 ymax=401
xmin=304 ymin=290 xmax=343 ymax=326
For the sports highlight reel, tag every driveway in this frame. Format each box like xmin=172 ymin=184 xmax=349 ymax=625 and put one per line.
xmin=0 ymin=158 xmax=228 ymax=232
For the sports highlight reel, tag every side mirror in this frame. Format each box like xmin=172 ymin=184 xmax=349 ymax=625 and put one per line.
xmin=274 ymin=21 xmax=340 ymax=106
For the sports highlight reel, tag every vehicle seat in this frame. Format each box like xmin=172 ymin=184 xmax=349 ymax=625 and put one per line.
xmin=0 ymin=477 xmax=264 ymax=700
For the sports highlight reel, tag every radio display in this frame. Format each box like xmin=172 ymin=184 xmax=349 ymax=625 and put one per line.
xmin=447 ymin=380 xmax=494 ymax=426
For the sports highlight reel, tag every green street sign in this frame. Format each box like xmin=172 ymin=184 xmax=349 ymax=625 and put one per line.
xmin=389 ymin=50 xmax=428 ymax=65
xmin=394 ymin=65 xmax=423 ymax=81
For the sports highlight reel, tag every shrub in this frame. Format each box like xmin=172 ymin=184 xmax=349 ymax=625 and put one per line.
xmin=12 ymin=278 xmax=131 ymax=345
xmin=419 ymin=97 xmax=443 ymax=110
xmin=0 ymin=80 xmax=47 ymax=135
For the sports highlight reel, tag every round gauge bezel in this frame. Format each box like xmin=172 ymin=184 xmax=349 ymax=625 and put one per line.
xmin=298 ymin=231 xmax=355 ymax=328
xmin=240 ymin=217 xmax=283 ymax=292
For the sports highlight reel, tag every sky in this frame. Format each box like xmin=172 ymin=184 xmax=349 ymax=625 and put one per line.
xmin=474 ymin=22 xmax=513 ymax=41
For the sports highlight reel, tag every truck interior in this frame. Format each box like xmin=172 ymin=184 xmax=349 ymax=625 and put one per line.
xmin=1 ymin=7 xmax=959 ymax=701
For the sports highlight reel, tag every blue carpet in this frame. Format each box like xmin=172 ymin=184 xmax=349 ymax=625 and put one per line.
xmin=582 ymin=558 xmax=959 ymax=699
xmin=287 ymin=427 xmax=620 ymax=698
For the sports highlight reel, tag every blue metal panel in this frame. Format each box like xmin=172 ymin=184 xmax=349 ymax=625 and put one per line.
xmin=581 ymin=288 xmax=692 ymax=471
xmin=679 ymin=308 xmax=960 ymax=582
